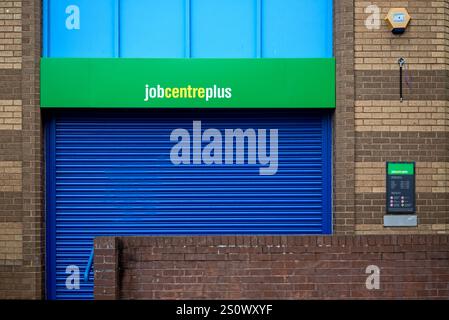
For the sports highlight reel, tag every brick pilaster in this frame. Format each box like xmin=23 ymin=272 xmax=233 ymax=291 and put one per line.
xmin=94 ymin=237 xmax=120 ymax=300
xmin=333 ymin=0 xmax=356 ymax=234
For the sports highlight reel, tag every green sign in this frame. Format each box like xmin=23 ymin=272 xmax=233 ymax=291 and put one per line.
xmin=41 ymin=58 xmax=335 ymax=109
xmin=387 ymin=163 xmax=415 ymax=175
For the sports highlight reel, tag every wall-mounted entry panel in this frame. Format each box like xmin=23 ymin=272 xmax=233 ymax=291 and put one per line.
xmin=386 ymin=162 xmax=416 ymax=214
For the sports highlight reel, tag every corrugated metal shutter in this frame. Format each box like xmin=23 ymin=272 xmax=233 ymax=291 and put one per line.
xmin=46 ymin=109 xmax=332 ymax=299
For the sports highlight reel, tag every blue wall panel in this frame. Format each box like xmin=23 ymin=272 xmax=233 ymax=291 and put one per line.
xmin=44 ymin=0 xmax=333 ymax=58
xmin=190 ymin=0 xmax=257 ymax=58
xmin=46 ymin=0 xmax=117 ymax=57
xmin=120 ymin=0 xmax=186 ymax=58
xmin=262 ymin=0 xmax=333 ymax=57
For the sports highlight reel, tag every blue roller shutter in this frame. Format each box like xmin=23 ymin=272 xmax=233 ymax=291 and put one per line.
xmin=46 ymin=109 xmax=332 ymax=299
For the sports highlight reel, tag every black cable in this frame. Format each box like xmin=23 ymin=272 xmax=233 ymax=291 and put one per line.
xmin=398 ymin=58 xmax=406 ymax=102
xmin=400 ymin=64 xmax=403 ymax=102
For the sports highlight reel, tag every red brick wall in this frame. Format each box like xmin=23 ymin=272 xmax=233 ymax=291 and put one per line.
xmin=94 ymin=235 xmax=449 ymax=300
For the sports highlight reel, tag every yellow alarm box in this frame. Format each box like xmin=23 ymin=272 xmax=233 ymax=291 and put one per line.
xmin=385 ymin=8 xmax=411 ymax=34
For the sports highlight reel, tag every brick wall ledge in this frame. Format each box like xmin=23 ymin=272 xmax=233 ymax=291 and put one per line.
xmin=94 ymin=235 xmax=449 ymax=300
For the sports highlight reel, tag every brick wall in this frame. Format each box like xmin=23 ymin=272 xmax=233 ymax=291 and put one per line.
xmin=355 ymin=1 xmax=448 ymax=71
xmin=94 ymin=236 xmax=449 ymax=300
xmin=0 ymin=0 xmax=43 ymax=299
xmin=353 ymin=0 xmax=449 ymax=234
xmin=0 ymin=100 xmax=22 ymax=130
xmin=333 ymin=0 xmax=356 ymax=234
xmin=0 ymin=0 xmax=447 ymax=300
xmin=0 ymin=222 xmax=22 ymax=265
xmin=355 ymin=100 xmax=448 ymax=132
xmin=0 ymin=161 xmax=21 ymax=192
xmin=0 ymin=1 xmax=22 ymax=70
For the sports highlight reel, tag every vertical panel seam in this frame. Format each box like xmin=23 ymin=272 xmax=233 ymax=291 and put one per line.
xmin=185 ymin=0 xmax=191 ymax=58
xmin=328 ymin=0 xmax=333 ymax=57
xmin=256 ymin=0 xmax=262 ymax=58
xmin=115 ymin=0 xmax=120 ymax=57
